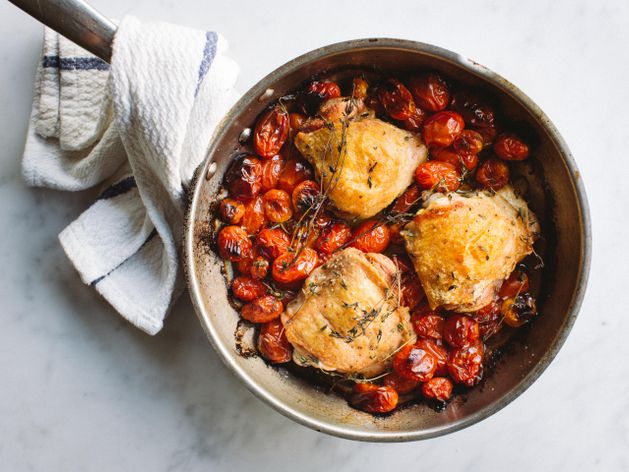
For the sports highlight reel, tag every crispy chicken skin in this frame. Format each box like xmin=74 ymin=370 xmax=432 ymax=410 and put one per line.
xmin=282 ymin=248 xmax=416 ymax=377
xmin=401 ymin=186 xmax=540 ymax=312
xmin=294 ymin=110 xmax=427 ymax=220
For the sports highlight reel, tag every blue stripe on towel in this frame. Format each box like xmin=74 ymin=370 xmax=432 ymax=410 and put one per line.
xmin=90 ymin=229 xmax=158 ymax=286
xmin=194 ymin=31 xmax=218 ymax=96
xmin=98 ymin=176 xmax=137 ymax=200
xmin=43 ymin=55 xmax=110 ymax=71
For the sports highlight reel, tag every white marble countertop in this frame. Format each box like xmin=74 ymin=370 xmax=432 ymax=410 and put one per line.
xmin=1 ymin=0 xmax=627 ymax=470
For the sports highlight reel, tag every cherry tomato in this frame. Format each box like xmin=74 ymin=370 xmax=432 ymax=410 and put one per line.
xmin=411 ymin=312 xmax=445 ymax=340
xmin=422 ymin=111 xmax=465 ymax=147
xmin=255 ymin=228 xmax=290 ymax=259
xmin=315 ymin=221 xmax=352 ymax=254
xmin=277 ymin=158 xmax=313 ymax=193
xmin=415 ymin=338 xmax=448 ymax=376
xmin=393 ymin=344 xmax=437 ymax=382
xmin=400 ymin=107 xmax=426 ymax=132
xmin=421 ymin=377 xmax=453 ymax=402
xmin=260 ymin=154 xmax=285 ymax=192
xmin=350 ymin=220 xmax=391 ymax=253
xmin=250 ymin=256 xmax=270 ymax=280
xmin=377 ymin=78 xmax=416 ymax=120
xmin=254 ymin=107 xmax=289 ymax=158
xmin=289 ymin=112 xmax=307 ymax=132
xmin=494 ymin=133 xmax=530 ymax=161
xmin=225 ymin=155 xmax=263 ymax=199
xmin=443 ymin=314 xmax=480 ymax=348
xmin=350 ymin=383 xmax=398 ymax=414
xmin=453 ymin=129 xmax=484 ymax=155
xmin=292 ymin=180 xmax=320 ymax=215
xmin=241 ymin=196 xmax=266 ymax=234
xmin=447 ymin=342 xmax=484 ymax=387
xmin=474 ymin=299 xmax=503 ymax=340
xmin=408 ymin=72 xmax=450 ymax=112
xmin=257 ymin=319 xmax=292 ymax=363
xmin=218 ymin=198 xmax=245 ymax=224
xmin=475 ymin=126 xmax=498 ymax=148
xmin=307 ymin=80 xmax=342 ymax=100
xmin=476 ymin=157 xmax=510 ymax=190
xmin=365 ymin=89 xmax=386 ymax=115
xmin=431 ymin=147 xmax=478 ymax=172
xmin=391 ymin=185 xmax=422 ymax=214
xmin=262 ymin=189 xmax=293 ymax=223
xmin=502 ymin=293 xmax=537 ymax=328
xmin=272 ymin=248 xmax=319 ymax=284
xmin=217 ymin=225 xmax=252 ymax=262
xmin=400 ymin=274 xmax=425 ymax=310
xmin=231 ymin=275 xmax=267 ymax=302
xmin=450 ymin=90 xmax=496 ymax=130
xmin=241 ymin=295 xmax=283 ymax=323
xmin=499 ymin=270 xmax=530 ymax=299
xmin=414 ymin=161 xmax=460 ymax=192
xmin=352 ymin=76 xmax=369 ymax=100
xmin=383 ymin=371 xmax=421 ymax=394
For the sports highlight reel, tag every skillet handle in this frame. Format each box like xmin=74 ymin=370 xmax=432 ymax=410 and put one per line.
xmin=7 ymin=0 xmax=116 ymax=63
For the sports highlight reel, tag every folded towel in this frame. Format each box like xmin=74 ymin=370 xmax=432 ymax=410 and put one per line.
xmin=22 ymin=16 xmax=239 ymax=334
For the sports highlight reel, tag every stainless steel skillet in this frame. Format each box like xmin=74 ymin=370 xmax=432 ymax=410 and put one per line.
xmin=8 ymin=0 xmax=591 ymax=441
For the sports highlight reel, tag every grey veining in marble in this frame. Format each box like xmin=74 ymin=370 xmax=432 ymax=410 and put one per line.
xmin=1 ymin=0 xmax=628 ymax=470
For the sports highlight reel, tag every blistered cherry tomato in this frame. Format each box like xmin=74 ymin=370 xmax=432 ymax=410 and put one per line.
xmin=231 ymin=275 xmax=266 ymax=302
xmin=475 ymin=126 xmax=498 ymax=148
xmin=241 ymin=295 xmax=283 ymax=323
xmin=422 ymin=111 xmax=464 ymax=147
xmin=350 ymin=220 xmax=391 ymax=253
xmin=272 ymin=248 xmax=319 ymax=284
xmin=393 ymin=344 xmax=437 ymax=382
xmin=408 ymin=72 xmax=450 ymax=111
xmin=250 ymin=256 xmax=270 ymax=279
xmin=225 ymin=155 xmax=263 ymax=199
xmin=277 ymin=158 xmax=313 ymax=193
xmin=217 ymin=225 xmax=252 ymax=262
xmin=475 ymin=299 xmax=503 ymax=340
xmin=453 ymin=129 xmax=484 ymax=155
xmin=400 ymin=107 xmax=426 ymax=132
xmin=416 ymin=338 xmax=448 ymax=376
xmin=378 ymin=78 xmax=416 ymax=120
xmin=315 ymin=221 xmax=352 ymax=254
xmin=450 ymin=90 xmax=496 ymax=130
xmin=421 ymin=377 xmax=453 ymax=402
xmin=391 ymin=185 xmax=422 ymax=214
xmin=218 ymin=198 xmax=245 ymax=224
xmin=350 ymin=383 xmax=398 ymax=414
xmin=255 ymin=228 xmax=290 ymax=259
xmin=494 ymin=133 xmax=530 ymax=161
xmin=352 ymin=76 xmax=369 ymax=99
xmin=307 ymin=80 xmax=341 ymax=100
xmin=414 ymin=161 xmax=460 ymax=192
xmin=292 ymin=180 xmax=320 ymax=215
xmin=241 ymin=196 xmax=266 ymax=234
xmin=257 ymin=318 xmax=292 ymax=363
xmin=476 ymin=157 xmax=510 ymax=190
xmin=448 ymin=342 xmax=484 ymax=386
xmin=431 ymin=147 xmax=478 ymax=172
xmin=400 ymin=274 xmax=425 ymax=310
xmin=260 ymin=154 xmax=285 ymax=191
xmin=254 ymin=107 xmax=289 ymax=158
xmin=443 ymin=314 xmax=480 ymax=348
xmin=412 ymin=312 xmax=445 ymax=340
xmin=502 ymin=293 xmax=537 ymax=328
xmin=289 ymin=112 xmax=307 ymax=132
xmin=499 ymin=271 xmax=530 ymax=299
xmin=383 ymin=372 xmax=421 ymax=394
xmin=262 ymin=189 xmax=293 ymax=223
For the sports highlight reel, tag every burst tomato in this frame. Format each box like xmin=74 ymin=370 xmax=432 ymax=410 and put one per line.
xmin=393 ymin=344 xmax=437 ymax=382
xmin=349 ymin=220 xmax=391 ymax=253
xmin=272 ymin=248 xmax=319 ymax=284
xmin=231 ymin=276 xmax=267 ymax=302
xmin=254 ymin=107 xmax=289 ymax=158
xmin=241 ymin=295 xmax=283 ymax=323
xmin=257 ymin=319 xmax=292 ymax=363
xmin=414 ymin=161 xmax=460 ymax=192
xmin=408 ymin=72 xmax=450 ymax=111
xmin=422 ymin=111 xmax=465 ymax=147
xmin=350 ymin=383 xmax=398 ymax=413
xmin=217 ymin=225 xmax=252 ymax=262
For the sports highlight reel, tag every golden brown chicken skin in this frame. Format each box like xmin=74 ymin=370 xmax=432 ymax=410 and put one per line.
xmin=294 ymin=112 xmax=427 ymax=220
xmin=282 ymin=248 xmax=416 ymax=377
xmin=401 ymin=186 xmax=540 ymax=312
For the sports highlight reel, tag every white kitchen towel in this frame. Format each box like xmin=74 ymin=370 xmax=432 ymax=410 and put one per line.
xmin=22 ymin=16 xmax=239 ymax=334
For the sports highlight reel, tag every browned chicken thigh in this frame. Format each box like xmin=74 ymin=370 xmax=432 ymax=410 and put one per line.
xmin=282 ymin=248 xmax=416 ymax=377
xmin=401 ymin=186 xmax=540 ymax=312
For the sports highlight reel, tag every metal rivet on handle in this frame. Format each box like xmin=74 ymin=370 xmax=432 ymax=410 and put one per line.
xmin=258 ymin=88 xmax=274 ymax=102
xmin=238 ymin=128 xmax=252 ymax=144
xmin=206 ymin=162 xmax=217 ymax=180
